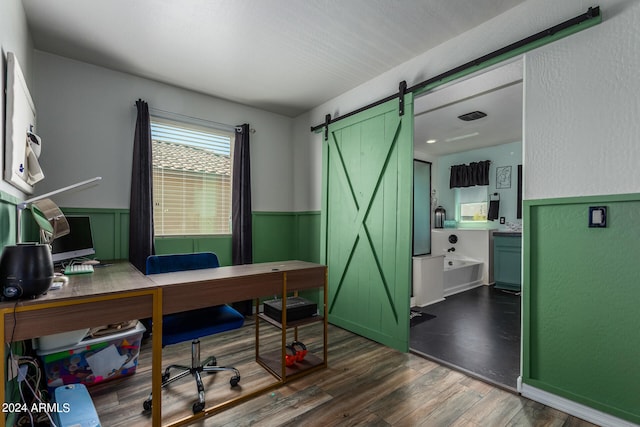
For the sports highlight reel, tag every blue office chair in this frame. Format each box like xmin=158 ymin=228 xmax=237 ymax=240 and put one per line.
xmin=142 ymin=252 xmax=245 ymax=414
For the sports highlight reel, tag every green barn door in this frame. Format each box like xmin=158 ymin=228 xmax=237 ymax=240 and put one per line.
xmin=321 ymin=95 xmax=413 ymax=352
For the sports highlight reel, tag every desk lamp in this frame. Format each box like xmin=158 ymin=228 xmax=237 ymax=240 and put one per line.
xmin=15 ymin=176 xmax=102 ymax=243
xmin=0 ymin=177 xmax=101 ymax=300
xmin=31 ymin=198 xmax=70 ymax=244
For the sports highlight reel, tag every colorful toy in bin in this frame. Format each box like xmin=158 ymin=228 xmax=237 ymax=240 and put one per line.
xmin=37 ymin=322 xmax=145 ymax=390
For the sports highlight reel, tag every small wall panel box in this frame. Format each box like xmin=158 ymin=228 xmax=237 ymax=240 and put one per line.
xmin=588 ymin=206 xmax=607 ymax=228
xmin=4 ymin=52 xmax=38 ymax=193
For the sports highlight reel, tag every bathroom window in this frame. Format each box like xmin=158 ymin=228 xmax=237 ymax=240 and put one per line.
xmin=457 ymin=185 xmax=488 ymax=223
xmin=460 ymin=202 xmax=488 ymax=222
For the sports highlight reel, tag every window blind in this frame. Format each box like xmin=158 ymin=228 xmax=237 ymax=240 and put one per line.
xmin=151 ymin=119 xmax=234 ymax=236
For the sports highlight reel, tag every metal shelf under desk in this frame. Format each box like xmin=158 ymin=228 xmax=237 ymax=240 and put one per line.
xmin=255 ymin=269 xmax=328 ymax=384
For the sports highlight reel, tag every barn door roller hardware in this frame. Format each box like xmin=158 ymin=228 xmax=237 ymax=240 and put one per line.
xmin=324 ymin=114 xmax=331 ymax=140
xmin=398 ymin=81 xmax=407 ymax=116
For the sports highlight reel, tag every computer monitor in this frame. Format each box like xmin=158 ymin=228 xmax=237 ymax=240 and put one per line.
xmin=50 ymin=216 xmax=96 ymax=263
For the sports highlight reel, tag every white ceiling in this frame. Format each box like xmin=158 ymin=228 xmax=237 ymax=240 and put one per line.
xmin=414 ymin=60 xmax=523 ymax=156
xmin=22 ymin=0 xmax=525 ymax=118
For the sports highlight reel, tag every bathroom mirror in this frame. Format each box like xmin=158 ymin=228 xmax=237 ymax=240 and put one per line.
xmin=517 ymin=164 xmax=522 ymax=219
xmin=413 ymin=160 xmax=432 ymax=255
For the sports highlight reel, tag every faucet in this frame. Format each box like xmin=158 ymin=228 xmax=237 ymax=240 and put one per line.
xmin=447 ymin=247 xmax=455 ymax=252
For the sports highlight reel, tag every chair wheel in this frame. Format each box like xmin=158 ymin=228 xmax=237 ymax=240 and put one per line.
xmin=143 ymin=399 xmax=152 ymax=411
xmin=230 ymin=375 xmax=240 ymax=387
xmin=192 ymin=401 xmax=205 ymax=413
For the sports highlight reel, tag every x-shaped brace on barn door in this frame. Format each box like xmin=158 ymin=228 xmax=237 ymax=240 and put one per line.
xmin=326 ymin=114 xmax=402 ymax=323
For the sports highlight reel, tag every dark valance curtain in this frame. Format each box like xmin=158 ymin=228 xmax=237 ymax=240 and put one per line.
xmin=449 ymin=160 xmax=491 ymax=188
xmin=129 ymin=99 xmax=155 ymax=272
xmin=231 ymin=123 xmax=253 ymax=315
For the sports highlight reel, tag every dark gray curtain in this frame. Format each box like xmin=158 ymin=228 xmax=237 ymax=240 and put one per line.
xmin=129 ymin=99 xmax=155 ymax=272
xmin=231 ymin=124 xmax=253 ymax=315
xmin=449 ymin=160 xmax=491 ymax=188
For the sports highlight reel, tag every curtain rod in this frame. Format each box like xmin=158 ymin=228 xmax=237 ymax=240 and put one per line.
xmin=311 ymin=6 xmax=600 ymax=133
xmin=135 ymin=104 xmax=256 ymax=134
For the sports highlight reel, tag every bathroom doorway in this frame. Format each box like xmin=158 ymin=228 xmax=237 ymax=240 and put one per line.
xmin=410 ymin=59 xmax=524 ymax=392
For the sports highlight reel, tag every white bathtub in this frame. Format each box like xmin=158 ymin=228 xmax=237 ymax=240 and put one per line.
xmin=442 ymin=256 xmax=483 ymax=297
xmin=412 ymin=255 xmax=444 ymax=307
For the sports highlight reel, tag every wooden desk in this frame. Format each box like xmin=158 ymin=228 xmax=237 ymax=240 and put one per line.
xmin=0 ymin=263 xmax=161 ymax=427
xmin=1 ymin=260 xmax=326 ymax=427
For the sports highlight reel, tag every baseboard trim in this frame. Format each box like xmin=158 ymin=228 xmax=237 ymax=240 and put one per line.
xmin=443 ymin=282 xmax=483 ymax=298
xmin=521 ymin=383 xmax=639 ymax=427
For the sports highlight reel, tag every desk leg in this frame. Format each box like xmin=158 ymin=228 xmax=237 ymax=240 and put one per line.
xmin=281 ymin=272 xmax=287 ymax=381
xmin=152 ymin=289 xmax=163 ymax=427
xmin=1 ymin=310 xmax=6 ymax=427
xmin=255 ymin=299 xmax=260 ymax=362
xmin=324 ymin=268 xmax=328 ymax=366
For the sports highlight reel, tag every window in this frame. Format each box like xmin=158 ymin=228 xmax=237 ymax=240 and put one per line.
xmin=459 ymin=202 xmax=488 ymax=222
xmin=457 ymin=186 xmax=488 ymax=223
xmin=151 ymin=118 xmax=234 ymax=236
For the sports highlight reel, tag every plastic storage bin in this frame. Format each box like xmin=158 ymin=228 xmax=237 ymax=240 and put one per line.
xmin=37 ymin=322 xmax=145 ymax=390
xmin=33 ymin=328 xmax=90 ymax=351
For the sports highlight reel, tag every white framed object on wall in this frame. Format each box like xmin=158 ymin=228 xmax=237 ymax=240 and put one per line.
xmin=4 ymin=51 xmax=42 ymax=194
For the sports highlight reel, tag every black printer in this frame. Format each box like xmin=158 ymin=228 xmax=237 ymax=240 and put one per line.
xmin=263 ymin=296 xmax=317 ymax=322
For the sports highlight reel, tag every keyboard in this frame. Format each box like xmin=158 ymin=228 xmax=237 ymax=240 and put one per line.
xmin=64 ymin=264 xmax=95 ymax=275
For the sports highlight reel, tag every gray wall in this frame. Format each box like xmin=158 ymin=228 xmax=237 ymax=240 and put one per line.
xmin=32 ymin=51 xmax=296 ymax=212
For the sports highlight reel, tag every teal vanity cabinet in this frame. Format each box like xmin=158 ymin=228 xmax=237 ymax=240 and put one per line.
xmin=493 ymin=232 xmax=522 ymax=291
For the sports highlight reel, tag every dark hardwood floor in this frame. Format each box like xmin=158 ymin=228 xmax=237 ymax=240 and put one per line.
xmin=86 ymin=311 xmax=598 ymax=426
xmin=410 ymin=285 xmax=521 ymax=391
